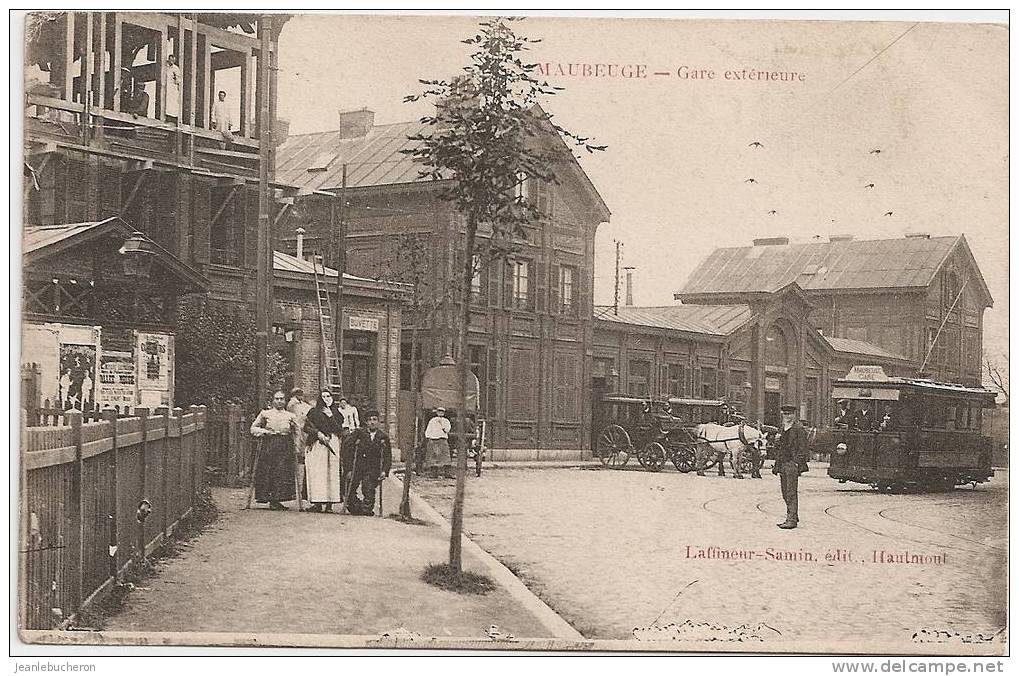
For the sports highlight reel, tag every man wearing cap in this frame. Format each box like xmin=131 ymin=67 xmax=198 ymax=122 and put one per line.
xmin=772 ymin=404 xmax=809 ymax=529
xmin=343 ymin=410 xmax=392 ymax=515
xmin=423 ymin=407 xmax=452 ymax=476
xmin=834 ymin=399 xmax=851 ymax=427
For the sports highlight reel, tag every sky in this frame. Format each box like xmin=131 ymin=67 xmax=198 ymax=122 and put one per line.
xmin=274 ymin=14 xmax=1008 ymax=359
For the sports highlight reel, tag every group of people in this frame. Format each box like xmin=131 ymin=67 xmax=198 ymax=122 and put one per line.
xmin=834 ymin=399 xmax=892 ymax=431
xmin=118 ymin=53 xmax=236 ymax=145
xmin=248 ymin=388 xmax=391 ymax=515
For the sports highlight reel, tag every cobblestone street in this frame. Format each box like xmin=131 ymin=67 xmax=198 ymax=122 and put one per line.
xmin=413 ymin=465 xmax=1008 ymax=650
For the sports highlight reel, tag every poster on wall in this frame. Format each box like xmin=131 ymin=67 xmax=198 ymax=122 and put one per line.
xmin=58 ymin=343 xmax=98 ymax=411
xmin=136 ymin=332 xmax=172 ymax=407
xmin=98 ymin=350 xmax=136 ymax=411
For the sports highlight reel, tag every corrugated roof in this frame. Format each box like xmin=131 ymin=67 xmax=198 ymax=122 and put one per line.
xmin=275 ymin=121 xmax=446 ymax=192
xmin=681 ymin=236 xmax=962 ymax=295
xmin=273 ymin=251 xmax=410 ymax=290
xmin=594 ymin=304 xmax=752 ymax=336
xmin=824 ymin=336 xmax=911 ymax=362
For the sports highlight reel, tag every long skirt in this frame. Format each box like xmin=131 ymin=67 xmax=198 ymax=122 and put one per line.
xmin=254 ymin=435 xmax=297 ymax=503
xmin=305 ymin=434 xmax=342 ymax=503
xmin=423 ymin=438 xmax=450 ymax=469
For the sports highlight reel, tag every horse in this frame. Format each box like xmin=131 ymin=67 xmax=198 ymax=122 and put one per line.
xmin=693 ymin=422 xmax=768 ymax=479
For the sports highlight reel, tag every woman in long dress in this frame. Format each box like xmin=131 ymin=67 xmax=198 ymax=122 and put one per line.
xmin=303 ymin=390 xmax=344 ymax=512
xmin=249 ymin=390 xmax=299 ymax=510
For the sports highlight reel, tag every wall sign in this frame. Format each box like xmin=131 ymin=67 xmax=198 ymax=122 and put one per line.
xmin=765 ymin=376 xmax=782 ymax=392
xmin=347 ymin=316 xmax=379 ymax=332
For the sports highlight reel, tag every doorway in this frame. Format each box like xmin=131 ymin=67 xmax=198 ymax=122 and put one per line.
xmin=764 ymin=391 xmax=781 ymax=428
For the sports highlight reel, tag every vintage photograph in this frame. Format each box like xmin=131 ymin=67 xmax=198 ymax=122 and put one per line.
xmin=15 ymin=10 xmax=1008 ymax=658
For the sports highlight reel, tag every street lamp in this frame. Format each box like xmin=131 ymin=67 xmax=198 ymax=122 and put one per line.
xmin=118 ymin=231 xmax=157 ymax=279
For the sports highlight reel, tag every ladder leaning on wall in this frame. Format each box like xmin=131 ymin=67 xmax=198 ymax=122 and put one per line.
xmin=312 ymin=255 xmax=342 ymax=394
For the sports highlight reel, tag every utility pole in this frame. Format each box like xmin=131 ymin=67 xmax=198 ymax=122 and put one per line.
xmin=334 ymin=164 xmax=348 ymax=395
xmin=254 ymin=14 xmax=272 ymax=407
xmin=613 ymin=239 xmax=622 ymax=316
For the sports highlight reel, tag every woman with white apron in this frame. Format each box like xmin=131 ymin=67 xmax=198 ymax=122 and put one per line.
xmin=302 ymin=390 xmax=344 ymax=512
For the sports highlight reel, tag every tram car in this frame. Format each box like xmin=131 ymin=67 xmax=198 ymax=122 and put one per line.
xmin=826 ymin=365 xmax=996 ymax=492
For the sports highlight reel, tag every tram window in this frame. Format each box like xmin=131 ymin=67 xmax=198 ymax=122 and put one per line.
xmin=921 ymin=400 xmax=948 ymax=430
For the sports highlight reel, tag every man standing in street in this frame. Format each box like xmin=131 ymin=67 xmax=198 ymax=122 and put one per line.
xmin=772 ymin=404 xmax=808 ymax=529
xmin=344 ymin=411 xmax=392 ymax=516
xmin=423 ymin=407 xmax=452 ymax=477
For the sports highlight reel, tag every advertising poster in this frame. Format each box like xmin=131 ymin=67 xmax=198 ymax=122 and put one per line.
xmin=57 ymin=343 xmax=97 ymax=411
xmin=137 ymin=332 xmax=172 ymax=406
xmin=98 ymin=350 xmax=136 ymax=411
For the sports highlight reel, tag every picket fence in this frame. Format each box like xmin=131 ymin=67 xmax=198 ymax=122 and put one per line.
xmin=19 ymin=405 xmax=208 ymax=631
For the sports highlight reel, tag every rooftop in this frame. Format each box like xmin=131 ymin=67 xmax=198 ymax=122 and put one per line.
xmin=593 ymin=304 xmax=752 ymax=336
xmin=823 ymin=336 xmax=912 ymax=362
xmin=680 ymin=234 xmax=990 ymax=301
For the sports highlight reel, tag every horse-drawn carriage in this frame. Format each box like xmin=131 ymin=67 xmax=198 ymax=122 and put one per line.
xmin=593 ymin=394 xmax=762 ymax=474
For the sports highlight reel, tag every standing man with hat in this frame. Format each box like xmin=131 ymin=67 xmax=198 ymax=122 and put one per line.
xmin=344 ymin=410 xmax=392 ymax=515
xmin=772 ymin=404 xmax=809 ymax=529
xmin=423 ymin=406 xmax=452 ymax=477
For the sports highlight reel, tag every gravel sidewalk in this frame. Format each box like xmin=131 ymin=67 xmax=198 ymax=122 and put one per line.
xmin=103 ymin=478 xmax=555 ymax=641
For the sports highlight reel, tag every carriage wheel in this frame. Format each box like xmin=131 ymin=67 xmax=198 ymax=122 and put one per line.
xmin=639 ymin=442 xmax=667 ymax=472
xmin=596 ymin=424 xmax=632 ymax=469
xmin=671 ymin=443 xmax=697 ymax=473
xmin=735 ymin=449 xmax=754 ymax=476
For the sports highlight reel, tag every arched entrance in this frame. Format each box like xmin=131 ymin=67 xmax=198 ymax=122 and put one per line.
xmin=763 ymin=323 xmax=790 ymax=427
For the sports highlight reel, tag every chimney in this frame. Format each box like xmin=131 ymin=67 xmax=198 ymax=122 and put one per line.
xmin=295 ymin=227 xmax=305 ymax=260
xmin=337 ymin=107 xmax=374 ymax=138
xmin=829 ymin=234 xmax=854 ymax=243
xmin=905 ymin=232 xmax=931 ymax=239
xmin=624 ymin=267 xmax=635 ymax=306
xmin=752 ymin=236 xmax=790 ymax=246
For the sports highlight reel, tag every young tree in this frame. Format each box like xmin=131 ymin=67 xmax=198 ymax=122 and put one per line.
xmin=374 ymin=232 xmax=461 ymax=520
xmin=403 ymin=17 xmax=605 ymax=572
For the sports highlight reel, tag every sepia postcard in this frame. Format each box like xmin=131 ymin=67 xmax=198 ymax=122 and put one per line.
xmin=14 ymin=10 xmax=1008 ymax=660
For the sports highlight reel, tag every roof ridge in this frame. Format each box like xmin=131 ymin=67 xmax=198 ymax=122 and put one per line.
xmin=282 ymin=120 xmax=421 ymax=139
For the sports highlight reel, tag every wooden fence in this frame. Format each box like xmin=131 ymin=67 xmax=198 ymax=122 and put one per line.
xmin=205 ymin=404 xmax=254 ymax=486
xmin=19 ymin=405 xmax=208 ymax=631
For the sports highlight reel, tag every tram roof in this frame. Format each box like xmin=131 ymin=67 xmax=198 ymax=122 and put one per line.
xmin=835 ymin=366 xmax=995 ymax=399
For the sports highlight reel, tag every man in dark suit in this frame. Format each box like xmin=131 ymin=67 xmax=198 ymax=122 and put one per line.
xmin=343 ymin=410 xmax=392 ymax=516
xmin=853 ymin=402 xmax=876 ymax=431
xmin=772 ymin=404 xmax=809 ymax=529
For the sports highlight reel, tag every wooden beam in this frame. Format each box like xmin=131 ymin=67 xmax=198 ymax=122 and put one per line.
xmin=111 ymin=15 xmax=122 ymax=112
xmin=239 ymin=50 xmax=249 ymax=137
xmin=210 ymin=184 xmax=239 ymax=226
xmin=202 ymin=37 xmax=211 ymax=129
xmin=188 ymin=14 xmax=197 ymax=128
xmin=121 ymin=170 xmax=147 ymax=212
xmin=273 ymin=202 xmax=292 ymax=226
xmin=157 ymin=25 xmax=166 ymax=122
xmin=82 ymin=12 xmax=93 ymax=143
xmin=96 ymin=13 xmax=106 ymax=112
xmin=64 ymin=13 xmax=74 ymax=102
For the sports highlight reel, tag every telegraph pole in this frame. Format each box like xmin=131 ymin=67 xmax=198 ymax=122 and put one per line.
xmin=613 ymin=239 xmax=622 ymax=316
xmin=254 ymin=15 xmax=272 ymax=408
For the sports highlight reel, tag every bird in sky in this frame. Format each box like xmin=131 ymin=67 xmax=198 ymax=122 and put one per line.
xmin=884 ymin=211 xmax=894 ymax=217
xmin=749 ymin=141 xmax=764 ymax=149
xmin=864 ymin=183 xmax=875 ymax=189
xmin=745 ymin=178 xmax=758 ymax=184
xmin=767 ymin=210 xmax=778 ymax=215
xmin=870 ymin=149 xmax=882 ymax=155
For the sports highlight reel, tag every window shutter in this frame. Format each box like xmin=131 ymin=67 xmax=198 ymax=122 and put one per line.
xmin=536 ymin=179 xmax=548 ymax=215
xmin=535 ymin=259 xmax=546 ymax=314
xmin=487 ymin=347 xmax=500 ymax=417
xmin=489 ymin=258 xmax=502 ymax=308
xmin=550 ymin=264 xmax=560 ymax=314
xmin=504 ymin=260 xmax=514 ymax=310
